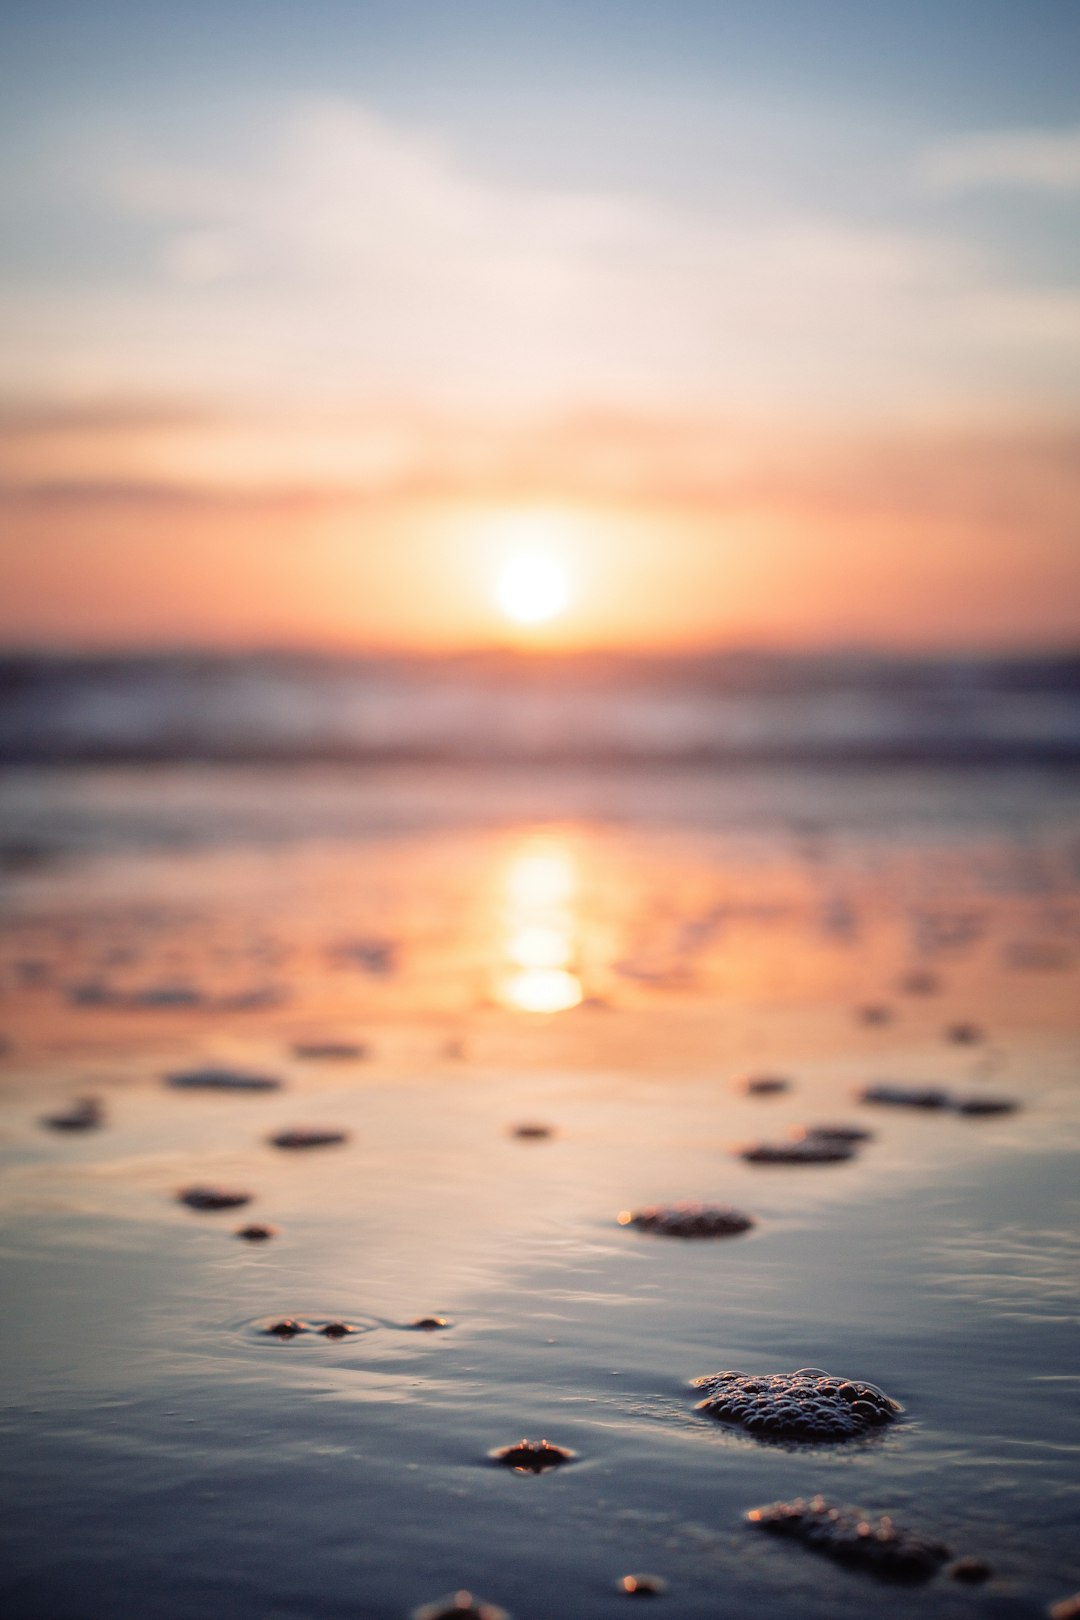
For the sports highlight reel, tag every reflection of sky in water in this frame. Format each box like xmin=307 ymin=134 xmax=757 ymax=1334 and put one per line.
xmin=2 ymin=768 xmax=1080 ymax=1619
xmin=499 ymin=839 xmax=583 ymax=1013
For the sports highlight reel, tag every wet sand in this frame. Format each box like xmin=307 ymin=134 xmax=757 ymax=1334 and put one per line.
xmin=1 ymin=763 xmax=1079 ymax=1619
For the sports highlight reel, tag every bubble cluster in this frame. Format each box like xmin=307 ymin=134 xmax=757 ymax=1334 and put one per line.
xmin=692 ymin=1368 xmax=901 ymax=1440
xmin=747 ymin=1496 xmax=949 ymax=1579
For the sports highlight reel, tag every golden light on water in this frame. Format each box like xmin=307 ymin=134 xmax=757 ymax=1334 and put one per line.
xmin=498 ymin=839 xmax=583 ymax=1012
xmin=506 ymin=848 xmax=576 ymax=909
xmin=507 ymin=924 xmax=572 ymax=970
xmin=503 ymin=967 xmax=583 ymax=1013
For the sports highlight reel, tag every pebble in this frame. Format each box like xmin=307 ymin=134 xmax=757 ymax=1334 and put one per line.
xmin=747 ymin=1496 xmax=949 ymax=1579
xmin=510 ymin=1122 xmax=553 ymax=1139
xmin=490 ymin=1439 xmax=576 ymax=1473
xmin=408 ymin=1316 xmax=452 ymax=1331
xmin=618 ymin=1203 xmax=755 ymax=1238
xmin=269 ymin=1127 xmax=349 ymax=1149
xmin=740 ymin=1139 xmax=855 ymax=1164
xmin=235 ymin=1223 xmax=277 ymax=1241
xmin=178 ymin=1185 xmax=252 ymax=1211
xmin=617 ymin=1574 xmax=668 ymax=1596
xmin=264 ymin=1319 xmax=310 ymax=1337
xmin=166 ymin=1067 xmax=281 ymax=1092
xmin=411 ymin=1593 xmax=509 ymax=1620
xmin=319 ymin=1321 xmax=357 ymax=1338
xmin=692 ymin=1369 xmax=901 ymax=1441
xmin=42 ymin=1096 xmax=104 ymax=1131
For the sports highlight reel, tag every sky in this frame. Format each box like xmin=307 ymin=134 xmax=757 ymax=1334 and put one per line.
xmin=1 ymin=0 xmax=1078 ymax=652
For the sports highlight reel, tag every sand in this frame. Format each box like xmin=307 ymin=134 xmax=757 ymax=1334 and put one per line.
xmin=1 ymin=761 xmax=1078 ymax=1619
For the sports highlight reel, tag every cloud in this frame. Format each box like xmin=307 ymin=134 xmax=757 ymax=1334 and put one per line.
xmin=917 ymin=126 xmax=1080 ymax=192
xmin=0 ymin=96 xmax=1022 ymax=418
xmin=1 ymin=96 xmax=1077 ymax=429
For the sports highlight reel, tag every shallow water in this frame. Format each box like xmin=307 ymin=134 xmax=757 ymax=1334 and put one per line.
xmin=1 ymin=764 xmax=1079 ymax=1620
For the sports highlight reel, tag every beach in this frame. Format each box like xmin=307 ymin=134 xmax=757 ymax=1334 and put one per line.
xmin=1 ymin=760 xmax=1078 ymax=1619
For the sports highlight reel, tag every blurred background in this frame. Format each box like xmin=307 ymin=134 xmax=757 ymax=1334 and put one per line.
xmin=0 ymin=0 xmax=1078 ymax=765
xmin=4 ymin=18 xmax=1080 ymax=1620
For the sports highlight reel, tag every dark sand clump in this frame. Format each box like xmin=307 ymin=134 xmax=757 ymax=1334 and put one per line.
xmin=898 ymin=970 xmax=941 ymax=996
xmin=178 ymin=1185 xmax=252 ymax=1211
xmin=949 ymin=1557 xmax=992 ymax=1583
xmin=946 ymin=1022 xmax=983 ymax=1044
xmin=292 ymin=1041 xmax=368 ymax=1060
xmin=747 ymin=1496 xmax=950 ymax=1579
xmin=693 ymin=1369 xmax=901 ymax=1440
xmin=856 ymin=1004 xmax=892 ymax=1025
xmin=269 ymin=1127 xmax=349 ymax=1149
xmin=795 ymin=1124 xmax=874 ymax=1144
xmin=952 ymin=1094 xmax=1017 ymax=1116
xmin=42 ymin=1096 xmax=103 ymax=1131
xmin=412 ymin=1593 xmax=509 ymax=1620
xmin=166 ymin=1067 xmax=281 ymax=1091
xmin=738 ymin=1074 xmax=791 ymax=1095
xmin=860 ymin=1083 xmax=1018 ymax=1116
xmin=619 ymin=1203 xmax=754 ymax=1237
xmin=260 ymin=1318 xmax=363 ymax=1338
xmin=490 ymin=1439 xmax=576 ymax=1473
xmin=860 ymin=1083 xmax=950 ymax=1109
xmin=740 ymin=1139 xmax=855 ymax=1165
xmin=617 ymin=1573 xmax=668 ymax=1596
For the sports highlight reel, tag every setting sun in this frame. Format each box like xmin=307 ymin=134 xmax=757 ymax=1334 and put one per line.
xmin=495 ymin=553 xmax=569 ymax=625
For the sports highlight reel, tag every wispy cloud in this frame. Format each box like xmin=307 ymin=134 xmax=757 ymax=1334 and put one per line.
xmin=918 ymin=125 xmax=1080 ymax=192
xmin=7 ymin=96 xmax=1069 ymax=418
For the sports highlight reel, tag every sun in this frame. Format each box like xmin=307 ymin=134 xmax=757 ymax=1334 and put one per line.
xmin=495 ymin=552 xmax=569 ymax=626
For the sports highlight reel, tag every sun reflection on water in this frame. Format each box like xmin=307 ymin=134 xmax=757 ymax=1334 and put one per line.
xmin=499 ymin=839 xmax=583 ymax=1013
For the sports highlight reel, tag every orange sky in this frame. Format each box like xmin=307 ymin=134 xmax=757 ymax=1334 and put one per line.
xmin=2 ymin=8 xmax=1079 ymax=651
xmin=3 ymin=406 xmax=1078 ymax=651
